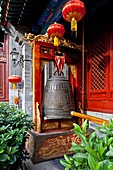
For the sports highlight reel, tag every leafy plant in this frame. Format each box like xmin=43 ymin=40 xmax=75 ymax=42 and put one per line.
xmin=60 ymin=119 xmax=113 ymax=170
xmin=0 ymin=102 xmax=35 ymax=170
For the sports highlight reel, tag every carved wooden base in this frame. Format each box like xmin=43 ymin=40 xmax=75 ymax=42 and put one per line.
xmin=41 ymin=119 xmax=76 ymax=131
xmin=25 ymin=129 xmax=81 ymax=163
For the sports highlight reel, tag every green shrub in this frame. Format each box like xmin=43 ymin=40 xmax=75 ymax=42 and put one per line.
xmin=0 ymin=102 xmax=35 ymax=170
xmin=60 ymin=119 xmax=113 ymax=170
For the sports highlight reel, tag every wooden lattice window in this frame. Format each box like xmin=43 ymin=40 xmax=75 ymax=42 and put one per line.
xmin=90 ymin=32 xmax=106 ymax=90
xmin=87 ymin=28 xmax=109 ymax=103
xmin=85 ymin=25 xmax=113 ymax=113
xmin=108 ymin=28 xmax=113 ymax=101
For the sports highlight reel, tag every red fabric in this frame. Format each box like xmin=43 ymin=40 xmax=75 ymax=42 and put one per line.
xmin=54 ymin=55 xmax=65 ymax=75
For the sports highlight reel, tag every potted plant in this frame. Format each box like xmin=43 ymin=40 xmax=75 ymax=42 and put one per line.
xmin=60 ymin=119 xmax=113 ymax=170
xmin=0 ymin=102 xmax=34 ymax=170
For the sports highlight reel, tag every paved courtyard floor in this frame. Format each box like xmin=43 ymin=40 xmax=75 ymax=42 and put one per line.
xmin=24 ymin=158 xmax=64 ymax=170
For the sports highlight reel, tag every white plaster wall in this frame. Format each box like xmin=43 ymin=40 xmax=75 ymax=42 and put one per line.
xmin=8 ymin=28 xmax=33 ymax=117
xmin=87 ymin=111 xmax=113 ymax=131
xmin=9 ymin=34 xmax=23 ymax=107
xmin=22 ymin=43 xmax=33 ymax=117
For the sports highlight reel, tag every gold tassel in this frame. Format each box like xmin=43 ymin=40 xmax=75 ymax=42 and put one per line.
xmin=71 ymin=18 xmax=77 ymax=37
xmin=54 ymin=36 xmax=59 ymax=46
xmin=71 ymin=17 xmax=77 ymax=31
xmin=12 ymin=83 xmax=17 ymax=89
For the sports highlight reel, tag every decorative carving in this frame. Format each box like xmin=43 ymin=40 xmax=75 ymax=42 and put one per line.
xmin=40 ymin=60 xmax=49 ymax=71
xmin=25 ymin=133 xmax=34 ymax=158
xmin=0 ymin=56 xmax=6 ymax=62
xmin=42 ymin=122 xmax=59 ymax=130
xmin=22 ymin=33 xmax=87 ymax=51
xmin=36 ymin=102 xmax=41 ymax=133
xmin=22 ymin=33 xmax=35 ymax=46
xmin=40 ymin=47 xmax=51 ymax=54
xmin=38 ymin=134 xmax=81 ymax=158
xmin=44 ymin=91 xmax=69 ymax=106
xmin=61 ymin=120 xmax=75 ymax=128
xmin=68 ymin=65 xmax=77 ymax=78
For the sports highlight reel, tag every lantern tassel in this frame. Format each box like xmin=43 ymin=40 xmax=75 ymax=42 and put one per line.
xmin=54 ymin=36 xmax=59 ymax=46
xmin=71 ymin=18 xmax=77 ymax=37
xmin=13 ymin=83 xmax=17 ymax=89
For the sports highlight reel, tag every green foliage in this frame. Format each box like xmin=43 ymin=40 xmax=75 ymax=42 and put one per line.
xmin=0 ymin=102 xmax=35 ymax=170
xmin=60 ymin=119 xmax=113 ymax=170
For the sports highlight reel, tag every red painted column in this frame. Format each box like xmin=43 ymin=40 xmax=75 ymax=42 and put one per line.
xmin=0 ymin=33 xmax=9 ymax=101
xmin=33 ymin=41 xmax=42 ymax=131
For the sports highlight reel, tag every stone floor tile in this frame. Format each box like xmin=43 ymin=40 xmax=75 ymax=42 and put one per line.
xmin=24 ymin=158 xmax=64 ymax=170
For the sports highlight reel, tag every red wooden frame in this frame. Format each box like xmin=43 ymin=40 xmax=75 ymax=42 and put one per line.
xmin=0 ymin=34 xmax=9 ymax=102
xmin=86 ymin=28 xmax=113 ymax=113
xmin=32 ymin=41 xmax=80 ymax=130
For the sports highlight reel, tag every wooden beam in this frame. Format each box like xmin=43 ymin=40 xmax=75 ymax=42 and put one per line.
xmin=71 ymin=111 xmax=109 ymax=125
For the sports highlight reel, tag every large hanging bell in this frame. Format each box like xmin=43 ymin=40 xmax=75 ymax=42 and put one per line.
xmin=43 ymin=74 xmax=75 ymax=119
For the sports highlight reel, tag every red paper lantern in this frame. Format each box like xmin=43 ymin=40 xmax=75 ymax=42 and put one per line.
xmin=47 ymin=22 xmax=65 ymax=46
xmin=62 ymin=0 xmax=86 ymax=37
xmin=8 ymin=75 xmax=21 ymax=89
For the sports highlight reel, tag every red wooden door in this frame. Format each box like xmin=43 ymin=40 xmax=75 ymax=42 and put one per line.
xmin=87 ymin=26 xmax=113 ymax=113
xmin=0 ymin=34 xmax=9 ymax=102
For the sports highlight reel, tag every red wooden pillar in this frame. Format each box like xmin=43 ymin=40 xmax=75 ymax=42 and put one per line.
xmin=33 ymin=41 xmax=42 ymax=130
xmin=69 ymin=65 xmax=79 ymax=110
xmin=0 ymin=33 xmax=9 ymax=102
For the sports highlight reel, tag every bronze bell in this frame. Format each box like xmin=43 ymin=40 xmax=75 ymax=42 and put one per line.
xmin=43 ymin=74 xmax=75 ymax=119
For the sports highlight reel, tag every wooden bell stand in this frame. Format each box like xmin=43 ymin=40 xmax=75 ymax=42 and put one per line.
xmin=33 ymin=41 xmax=81 ymax=132
xmin=26 ymin=40 xmax=82 ymax=163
